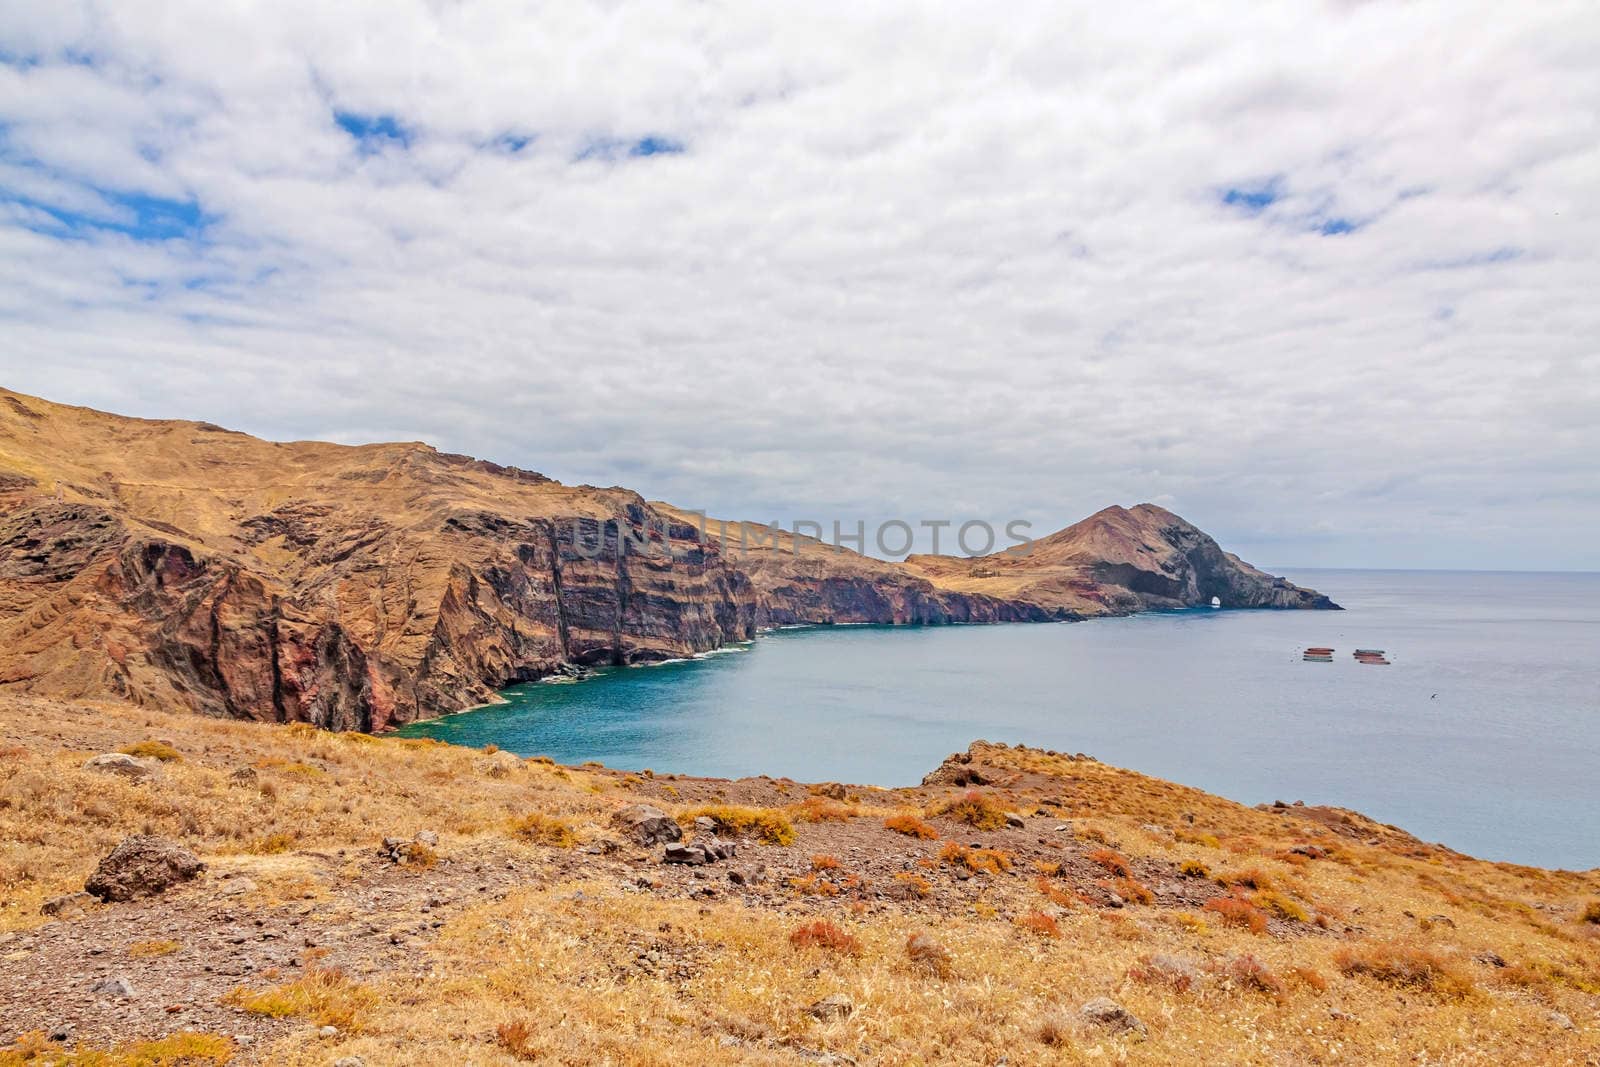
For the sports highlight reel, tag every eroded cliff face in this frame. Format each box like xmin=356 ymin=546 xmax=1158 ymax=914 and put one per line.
xmin=0 ymin=388 xmax=1336 ymax=729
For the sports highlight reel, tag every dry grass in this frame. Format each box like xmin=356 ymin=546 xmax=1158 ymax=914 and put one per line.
xmin=1333 ymin=942 xmax=1475 ymax=998
xmin=792 ymin=795 xmax=854 ymax=823
xmin=928 ymin=789 xmax=1009 ymax=830
xmin=118 ymin=740 xmax=182 ymax=763
xmin=5 ymin=701 xmax=1600 ymax=1065
xmin=222 ymin=965 xmax=378 ymax=1030
xmin=126 ymin=938 xmax=181 ymax=958
xmin=939 ymin=841 xmax=1012 ymax=874
xmin=676 ymin=805 xmax=796 ymax=845
xmin=509 ymin=812 xmax=578 ymax=848
xmin=0 ymin=1030 xmax=234 ymax=1066
xmin=883 ymin=812 xmax=939 ymax=839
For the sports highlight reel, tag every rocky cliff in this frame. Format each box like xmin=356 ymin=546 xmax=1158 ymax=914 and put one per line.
xmin=0 ymin=388 xmax=1336 ymax=729
xmin=901 ymin=503 xmax=1339 ymax=616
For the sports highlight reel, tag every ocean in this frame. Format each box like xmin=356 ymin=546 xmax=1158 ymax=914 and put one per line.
xmin=395 ymin=569 xmax=1600 ymax=869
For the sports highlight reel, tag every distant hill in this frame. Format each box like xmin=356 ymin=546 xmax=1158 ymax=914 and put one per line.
xmin=0 ymin=387 xmax=1335 ymax=729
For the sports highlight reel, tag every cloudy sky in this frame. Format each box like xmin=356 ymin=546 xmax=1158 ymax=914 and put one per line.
xmin=1 ymin=2 xmax=1596 ymax=569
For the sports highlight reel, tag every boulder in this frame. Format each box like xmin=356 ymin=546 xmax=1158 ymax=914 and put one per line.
xmin=84 ymin=835 xmax=205 ymax=902
xmin=82 ymin=753 xmax=158 ymax=780
xmin=663 ymin=843 xmax=706 ymax=865
xmin=1079 ymin=997 xmax=1146 ymax=1036
xmin=698 ymin=836 xmax=735 ymax=861
xmin=613 ymin=804 xmax=682 ymax=846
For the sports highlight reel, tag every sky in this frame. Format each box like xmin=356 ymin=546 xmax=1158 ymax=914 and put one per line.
xmin=0 ymin=2 xmax=1596 ymax=570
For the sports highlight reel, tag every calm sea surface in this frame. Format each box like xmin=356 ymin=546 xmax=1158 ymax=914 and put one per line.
xmin=397 ymin=569 xmax=1600 ymax=869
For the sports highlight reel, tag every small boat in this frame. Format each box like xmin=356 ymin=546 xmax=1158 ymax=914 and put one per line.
xmin=1303 ymin=654 xmax=1333 ymax=662
xmin=1354 ymin=649 xmax=1384 ymax=656
xmin=1304 ymin=647 xmax=1335 ymax=654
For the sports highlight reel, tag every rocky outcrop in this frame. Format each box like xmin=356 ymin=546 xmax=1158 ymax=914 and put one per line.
xmin=902 ymin=504 xmax=1338 ymax=616
xmin=0 ymin=387 xmax=1336 ymax=731
xmin=84 ymin=835 xmax=205 ymax=902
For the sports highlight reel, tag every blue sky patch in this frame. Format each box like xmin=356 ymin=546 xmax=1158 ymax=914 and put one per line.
xmin=4 ymin=185 xmax=209 ymax=242
xmin=575 ymin=135 xmax=687 ymax=162
xmin=334 ymin=111 xmax=411 ymax=154
xmin=1219 ymin=178 xmax=1283 ymax=215
xmin=1317 ymin=216 xmax=1358 ymax=236
xmin=491 ymin=132 xmax=534 ymax=154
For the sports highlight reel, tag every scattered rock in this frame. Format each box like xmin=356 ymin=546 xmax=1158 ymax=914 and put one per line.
xmin=82 ymin=753 xmax=158 ymax=780
xmin=84 ymin=835 xmax=205 ymax=902
xmin=227 ymin=767 xmax=258 ymax=786
xmin=1005 ymin=814 xmax=1026 ymax=830
xmin=664 ymin=835 xmax=736 ymax=866
xmin=48 ymin=1023 xmax=74 ymax=1043
xmin=613 ymin=804 xmax=683 ymax=846
xmin=89 ymin=976 xmax=134 ymax=998
xmin=1079 ymin=997 xmax=1146 ymax=1036
xmin=414 ymin=830 xmax=439 ymax=847
xmin=728 ymin=870 xmax=747 ymax=886
xmin=805 ymin=993 xmax=855 ymax=1021
xmin=1424 ymin=914 xmax=1455 ymax=928
xmin=1474 ymin=951 xmax=1507 ymax=968
xmin=693 ymin=816 xmax=718 ymax=834
xmin=1548 ymin=1011 xmax=1576 ymax=1031
xmin=318 ymin=1024 xmax=339 ymax=1038
xmin=333 ymin=1059 xmax=365 ymax=1067
xmin=663 ymin=843 xmax=706 ymax=865
xmin=40 ymin=891 xmax=96 ymax=918
xmin=813 ymin=782 xmax=848 ymax=800
xmin=1289 ymin=844 xmax=1327 ymax=859
xmin=219 ymin=877 xmax=258 ymax=897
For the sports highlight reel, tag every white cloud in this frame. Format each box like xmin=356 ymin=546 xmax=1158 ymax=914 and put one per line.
xmin=0 ymin=0 xmax=1597 ymax=568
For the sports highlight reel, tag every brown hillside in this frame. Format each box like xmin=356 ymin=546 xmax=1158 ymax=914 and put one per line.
xmin=0 ymin=388 xmax=1334 ymax=730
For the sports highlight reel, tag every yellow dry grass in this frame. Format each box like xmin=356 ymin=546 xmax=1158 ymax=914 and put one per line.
xmin=2 ymin=696 xmax=1599 ymax=1065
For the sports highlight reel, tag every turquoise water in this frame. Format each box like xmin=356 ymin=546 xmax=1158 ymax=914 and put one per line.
xmin=397 ymin=569 xmax=1600 ymax=869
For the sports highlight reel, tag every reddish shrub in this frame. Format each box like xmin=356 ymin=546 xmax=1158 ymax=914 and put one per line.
xmin=1087 ymin=849 xmax=1131 ymax=877
xmin=884 ymin=813 xmax=939 ymax=839
xmin=1203 ymin=894 xmax=1270 ymax=935
xmin=1016 ymin=911 xmax=1061 ymax=938
xmin=1220 ymin=954 xmax=1286 ymax=999
xmin=789 ymin=921 xmax=862 ymax=956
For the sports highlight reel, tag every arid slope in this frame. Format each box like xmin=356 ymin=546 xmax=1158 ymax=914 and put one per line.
xmin=0 ymin=387 xmax=1334 ymax=730
xmin=0 ymin=694 xmax=1595 ymax=1066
